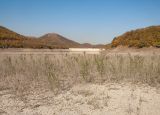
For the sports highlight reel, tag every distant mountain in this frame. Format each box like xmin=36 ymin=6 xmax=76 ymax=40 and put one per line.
xmin=0 ymin=26 xmax=79 ymax=48
xmin=39 ymin=33 xmax=80 ymax=48
xmin=111 ymin=26 xmax=160 ymax=48
xmin=80 ymin=43 xmax=93 ymax=48
xmin=93 ymin=44 xmax=106 ymax=48
xmin=0 ymin=25 xmax=105 ymax=49
xmin=79 ymin=43 xmax=105 ymax=48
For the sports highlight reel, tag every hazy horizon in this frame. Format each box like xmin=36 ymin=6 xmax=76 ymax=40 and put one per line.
xmin=0 ymin=0 xmax=160 ymax=44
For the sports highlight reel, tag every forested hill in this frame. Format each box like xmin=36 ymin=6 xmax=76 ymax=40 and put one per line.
xmin=111 ymin=26 xmax=160 ymax=48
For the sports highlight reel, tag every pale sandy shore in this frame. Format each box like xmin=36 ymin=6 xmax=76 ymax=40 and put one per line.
xmin=0 ymin=83 xmax=160 ymax=115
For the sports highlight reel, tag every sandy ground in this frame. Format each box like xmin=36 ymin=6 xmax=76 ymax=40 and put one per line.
xmin=0 ymin=83 xmax=160 ymax=115
xmin=1 ymin=48 xmax=160 ymax=115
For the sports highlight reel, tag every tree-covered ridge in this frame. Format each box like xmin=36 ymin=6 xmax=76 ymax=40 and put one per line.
xmin=111 ymin=26 xmax=160 ymax=48
xmin=0 ymin=26 xmax=72 ymax=48
xmin=0 ymin=26 xmax=26 ymax=48
xmin=0 ymin=26 xmax=26 ymax=40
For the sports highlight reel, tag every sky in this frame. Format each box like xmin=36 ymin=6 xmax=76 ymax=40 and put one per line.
xmin=0 ymin=0 xmax=160 ymax=44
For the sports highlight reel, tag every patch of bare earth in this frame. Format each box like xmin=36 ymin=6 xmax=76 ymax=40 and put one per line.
xmin=0 ymin=83 xmax=160 ymax=115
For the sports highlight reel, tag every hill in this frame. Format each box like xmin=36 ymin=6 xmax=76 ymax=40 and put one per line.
xmin=39 ymin=33 xmax=80 ymax=48
xmin=111 ymin=26 xmax=160 ymax=48
xmin=0 ymin=26 xmax=26 ymax=48
xmin=0 ymin=25 xmax=105 ymax=49
xmin=0 ymin=26 xmax=80 ymax=49
xmin=0 ymin=26 xmax=25 ymax=40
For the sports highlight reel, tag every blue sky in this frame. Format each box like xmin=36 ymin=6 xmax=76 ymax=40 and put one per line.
xmin=0 ymin=0 xmax=160 ymax=44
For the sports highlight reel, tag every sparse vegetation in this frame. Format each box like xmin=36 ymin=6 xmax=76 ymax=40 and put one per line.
xmin=0 ymin=53 xmax=160 ymax=95
xmin=0 ymin=52 xmax=160 ymax=115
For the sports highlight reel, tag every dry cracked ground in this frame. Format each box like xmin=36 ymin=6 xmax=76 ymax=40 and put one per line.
xmin=0 ymin=83 xmax=160 ymax=115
